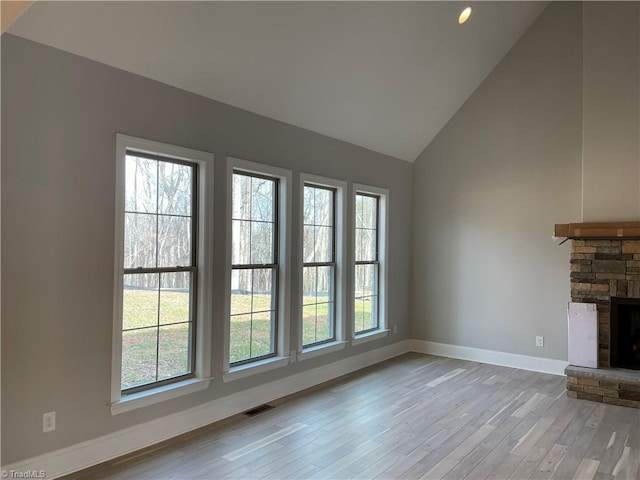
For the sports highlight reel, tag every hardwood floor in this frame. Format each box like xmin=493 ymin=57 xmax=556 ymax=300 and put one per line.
xmin=63 ymin=353 xmax=640 ymax=479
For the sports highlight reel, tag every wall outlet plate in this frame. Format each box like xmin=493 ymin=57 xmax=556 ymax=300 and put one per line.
xmin=43 ymin=411 xmax=56 ymax=433
xmin=536 ymin=336 xmax=544 ymax=347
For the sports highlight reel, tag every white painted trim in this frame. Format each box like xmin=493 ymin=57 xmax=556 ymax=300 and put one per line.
xmin=298 ymin=173 xmax=348 ymax=352
xmin=409 ymin=339 xmax=567 ymax=376
xmin=222 ymin=356 xmax=290 ymax=382
xmin=352 ymin=329 xmax=389 ymax=346
xmin=111 ymin=378 xmax=212 ymax=415
xmin=115 ymin=135 xmax=214 ymax=164
xmin=298 ymin=341 xmax=347 ymax=361
xmin=111 ymin=135 xmax=214 ymax=408
xmin=224 ymin=157 xmax=293 ymax=372
xmin=112 ymin=136 xmax=127 ymax=403
xmin=2 ymin=341 xmax=410 ymax=479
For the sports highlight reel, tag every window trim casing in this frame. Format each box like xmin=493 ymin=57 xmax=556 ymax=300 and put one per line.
xmin=352 ymin=183 xmax=389 ymax=343
xmin=223 ymin=157 xmax=292 ymax=380
xmin=111 ymin=134 xmax=214 ymax=414
xmin=298 ymin=174 xmax=348 ymax=360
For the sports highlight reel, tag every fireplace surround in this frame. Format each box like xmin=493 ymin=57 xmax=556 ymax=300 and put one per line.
xmin=568 ymin=238 xmax=640 ymax=367
xmin=555 ymin=222 xmax=640 ymax=408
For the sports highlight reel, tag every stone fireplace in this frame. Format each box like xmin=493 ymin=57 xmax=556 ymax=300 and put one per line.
xmin=556 ymin=224 xmax=640 ymax=408
xmin=569 ymin=239 xmax=640 ymax=368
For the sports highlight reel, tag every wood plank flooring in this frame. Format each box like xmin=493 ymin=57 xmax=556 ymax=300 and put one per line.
xmin=62 ymin=353 xmax=640 ymax=479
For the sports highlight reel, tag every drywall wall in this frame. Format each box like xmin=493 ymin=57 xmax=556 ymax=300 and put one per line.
xmin=582 ymin=2 xmax=640 ymax=221
xmin=0 ymin=34 xmax=412 ymax=464
xmin=412 ymin=2 xmax=583 ymax=360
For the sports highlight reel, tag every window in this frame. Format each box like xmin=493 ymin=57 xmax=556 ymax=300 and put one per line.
xmin=353 ymin=185 xmax=388 ymax=341
xmin=354 ymin=193 xmax=380 ymax=333
xmin=121 ymin=152 xmax=197 ymax=391
xmin=229 ymin=172 xmax=279 ymax=364
xmin=112 ymin=135 xmax=212 ymax=414
xmin=297 ymin=174 xmax=348 ymax=359
xmin=225 ymin=158 xmax=291 ymax=377
xmin=302 ymin=184 xmax=337 ymax=347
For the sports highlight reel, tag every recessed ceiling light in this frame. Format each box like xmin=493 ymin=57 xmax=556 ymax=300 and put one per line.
xmin=458 ymin=6 xmax=472 ymax=25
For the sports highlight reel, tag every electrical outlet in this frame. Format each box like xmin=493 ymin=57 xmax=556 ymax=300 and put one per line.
xmin=393 ymin=324 xmax=398 ymax=334
xmin=43 ymin=411 xmax=56 ymax=433
xmin=536 ymin=336 xmax=544 ymax=348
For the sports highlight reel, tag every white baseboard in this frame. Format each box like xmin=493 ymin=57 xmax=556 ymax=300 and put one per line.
xmin=1 ymin=340 xmax=411 ymax=479
xmin=408 ymin=339 xmax=567 ymax=376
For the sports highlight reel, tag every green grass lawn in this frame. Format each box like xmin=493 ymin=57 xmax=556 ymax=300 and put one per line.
xmin=121 ymin=288 xmax=373 ymax=388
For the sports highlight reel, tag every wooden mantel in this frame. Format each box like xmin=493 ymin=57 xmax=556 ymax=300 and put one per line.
xmin=554 ymin=222 xmax=640 ymax=239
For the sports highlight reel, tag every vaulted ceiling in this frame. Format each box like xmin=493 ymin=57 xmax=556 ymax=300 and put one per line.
xmin=7 ymin=1 xmax=547 ymax=162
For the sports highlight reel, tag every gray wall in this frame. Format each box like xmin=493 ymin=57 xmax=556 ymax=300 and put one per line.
xmin=1 ymin=34 xmax=412 ymax=464
xmin=411 ymin=2 xmax=583 ymax=360
xmin=582 ymin=2 xmax=640 ymax=222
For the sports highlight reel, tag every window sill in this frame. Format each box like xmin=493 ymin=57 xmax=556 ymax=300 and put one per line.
xmin=111 ymin=377 xmax=212 ymax=415
xmin=223 ymin=356 xmax=290 ymax=382
xmin=352 ymin=329 xmax=390 ymax=346
xmin=298 ymin=341 xmax=347 ymax=361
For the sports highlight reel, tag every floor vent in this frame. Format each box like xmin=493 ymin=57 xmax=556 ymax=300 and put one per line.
xmin=244 ymin=404 xmax=274 ymax=417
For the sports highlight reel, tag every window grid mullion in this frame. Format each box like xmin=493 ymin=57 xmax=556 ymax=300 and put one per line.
xmin=124 ymin=266 xmax=196 ymax=275
xmin=155 ymin=161 xmax=160 ymax=268
xmin=249 ymin=268 xmax=255 ymax=359
xmin=155 ymin=272 xmax=161 ymax=383
xmin=154 ymin=159 xmax=161 ymax=384
xmin=249 ymin=176 xmax=254 ymax=265
xmin=123 ymin=320 xmax=190 ymax=333
xmin=303 ymin=261 xmax=336 ymax=268
xmin=315 ymin=265 xmax=319 ymax=342
xmin=232 ymin=263 xmax=278 ymax=270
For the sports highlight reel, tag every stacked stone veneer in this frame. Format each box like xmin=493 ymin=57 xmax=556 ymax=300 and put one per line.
xmin=568 ymin=239 xmax=640 ymax=407
xmin=566 ymin=369 xmax=640 ymax=407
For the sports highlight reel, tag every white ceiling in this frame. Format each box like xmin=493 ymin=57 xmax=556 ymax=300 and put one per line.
xmin=8 ymin=1 xmax=547 ymax=162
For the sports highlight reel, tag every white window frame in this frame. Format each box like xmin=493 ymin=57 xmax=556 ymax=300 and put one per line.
xmin=223 ymin=157 xmax=292 ymax=381
xmin=298 ymin=174 xmax=347 ymax=361
xmin=352 ymin=184 xmax=389 ymax=345
xmin=111 ymin=134 xmax=213 ymax=415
